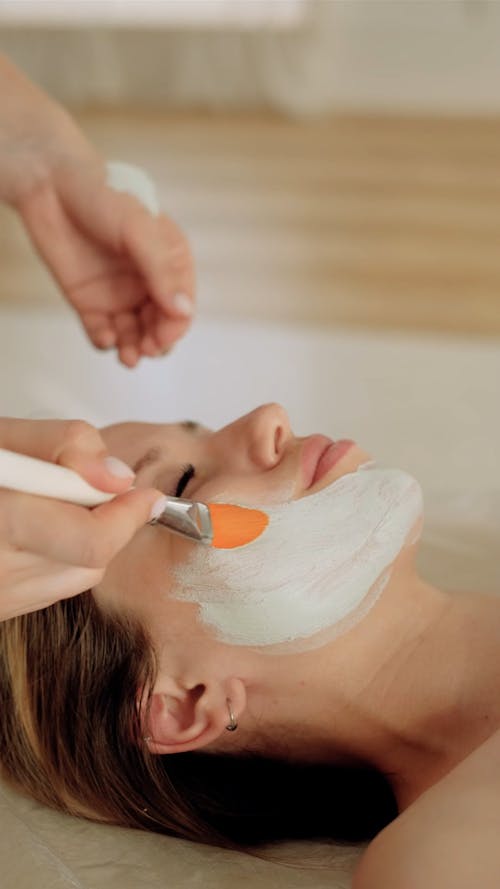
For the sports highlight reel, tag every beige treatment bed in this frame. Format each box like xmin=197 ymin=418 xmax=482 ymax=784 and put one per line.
xmin=0 ymin=308 xmax=498 ymax=888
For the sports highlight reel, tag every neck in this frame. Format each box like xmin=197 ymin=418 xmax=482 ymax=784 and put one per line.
xmin=244 ymin=543 xmax=499 ymax=807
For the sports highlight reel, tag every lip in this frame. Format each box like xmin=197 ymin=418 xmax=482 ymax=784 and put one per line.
xmin=301 ymin=434 xmax=356 ymax=490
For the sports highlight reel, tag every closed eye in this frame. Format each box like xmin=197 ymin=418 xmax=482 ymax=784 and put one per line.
xmin=174 ymin=464 xmax=195 ymax=498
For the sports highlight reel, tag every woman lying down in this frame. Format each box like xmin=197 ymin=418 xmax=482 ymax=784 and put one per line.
xmin=1 ymin=404 xmax=500 ymax=888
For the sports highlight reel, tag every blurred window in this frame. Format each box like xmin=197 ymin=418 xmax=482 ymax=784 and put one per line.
xmin=0 ymin=0 xmax=311 ymax=28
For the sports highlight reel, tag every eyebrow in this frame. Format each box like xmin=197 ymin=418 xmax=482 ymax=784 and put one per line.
xmin=132 ymin=447 xmax=163 ymax=476
xmin=131 ymin=421 xmax=201 ymax=476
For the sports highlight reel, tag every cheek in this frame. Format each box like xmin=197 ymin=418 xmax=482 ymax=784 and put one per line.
xmin=196 ymin=476 xmax=294 ymax=508
xmin=95 ymin=527 xmax=173 ymax=617
xmin=143 ymin=532 xmax=225 ymax=644
xmin=141 ymin=535 xmax=210 ymax=636
xmin=95 ymin=530 xmax=208 ymax=647
xmin=171 ymin=467 xmax=424 ymax=651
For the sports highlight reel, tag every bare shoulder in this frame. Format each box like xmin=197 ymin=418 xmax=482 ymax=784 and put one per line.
xmin=352 ymin=728 xmax=500 ymax=889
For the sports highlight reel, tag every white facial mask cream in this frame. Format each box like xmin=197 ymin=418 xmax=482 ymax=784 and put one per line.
xmin=106 ymin=161 xmax=160 ymax=215
xmin=173 ymin=463 xmax=424 ymax=653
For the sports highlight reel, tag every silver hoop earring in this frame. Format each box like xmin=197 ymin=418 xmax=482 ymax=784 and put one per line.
xmin=225 ymin=698 xmax=238 ymax=732
xmin=144 ymin=701 xmax=238 ymax=740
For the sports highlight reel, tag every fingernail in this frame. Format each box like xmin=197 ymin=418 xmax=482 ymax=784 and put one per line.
xmin=104 ymin=456 xmax=135 ymax=479
xmin=149 ymin=496 xmax=168 ymax=523
xmin=171 ymin=293 xmax=193 ymax=317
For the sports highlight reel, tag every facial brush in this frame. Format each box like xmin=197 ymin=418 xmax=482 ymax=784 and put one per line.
xmin=0 ymin=448 xmax=268 ymax=549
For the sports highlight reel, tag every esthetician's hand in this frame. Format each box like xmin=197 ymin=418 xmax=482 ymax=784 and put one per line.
xmin=0 ymin=418 xmax=167 ymax=622
xmin=0 ymin=53 xmax=195 ymax=368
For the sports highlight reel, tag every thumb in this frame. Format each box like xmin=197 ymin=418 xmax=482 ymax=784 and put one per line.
xmin=74 ymin=487 xmax=170 ymax=570
xmin=2 ymin=486 xmax=168 ymax=568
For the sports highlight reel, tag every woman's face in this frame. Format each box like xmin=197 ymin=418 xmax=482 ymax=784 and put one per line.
xmin=95 ymin=404 xmax=372 ymax=650
xmin=101 ymin=403 xmax=371 ymax=513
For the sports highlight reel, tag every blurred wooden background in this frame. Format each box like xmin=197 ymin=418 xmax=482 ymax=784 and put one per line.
xmin=1 ymin=110 xmax=499 ymax=337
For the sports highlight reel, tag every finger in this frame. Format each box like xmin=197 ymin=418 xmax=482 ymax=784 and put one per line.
xmin=140 ymin=304 xmax=166 ymax=356
xmin=68 ymin=267 xmax=145 ymax=315
xmin=79 ymin=311 xmax=117 ymax=349
xmin=118 ymin=344 xmax=141 ymax=368
xmin=138 ymin=301 xmax=187 ymax=356
xmin=1 ymin=486 xmax=166 ymax=568
xmin=122 ymin=209 xmax=196 ymax=319
xmin=36 ymin=562 xmax=102 ymax=602
xmin=139 ymin=303 xmax=161 ymax=356
xmin=154 ymin=314 xmax=191 ymax=351
xmin=91 ymin=327 xmax=117 ymax=350
xmin=45 ymin=171 xmax=196 ymax=330
xmin=0 ymin=549 xmax=101 ymax=619
xmin=31 ymin=562 xmax=101 ymax=603
xmin=71 ymin=274 xmax=149 ymax=358
xmin=0 ymin=417 xmax=135 ymax=493
xmin=140 ymin=335 xmax=161 ymax=357
xmin=115 ymin=310 xmax=141 ymax=347
xmin=115 ymin=309 xmax=143 ymax=367
xmin=45 ymin=167 xmax=196 ymax=320
xmin=65 ymin=176 xmax=195 ymax=320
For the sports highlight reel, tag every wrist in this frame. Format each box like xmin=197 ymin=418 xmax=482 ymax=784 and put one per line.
xmin=0 ymin=53 xmax=99 ymax=208
xmin=12 ymin=130 xmax=103 ymax=216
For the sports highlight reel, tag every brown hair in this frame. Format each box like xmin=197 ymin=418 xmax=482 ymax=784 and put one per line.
xmin=0 ymin=592 xmax=397 ymax=849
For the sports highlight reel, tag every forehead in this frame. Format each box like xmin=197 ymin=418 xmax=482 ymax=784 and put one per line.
xmin=100 ymin=420 xmax=210 ymax=469
xmin=100 ymin=421 xmax=180 ymax=460
xmin=102 ymin=421 xmax=164 ymax=436
xmin=102 ymin=420 xmax=203 ymax=439
xmin=101 ymin=421 xmax=181 ymax=442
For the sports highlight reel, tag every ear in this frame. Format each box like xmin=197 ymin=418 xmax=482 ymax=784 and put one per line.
xmin=140 ymin=677 xmax=246 ymax=755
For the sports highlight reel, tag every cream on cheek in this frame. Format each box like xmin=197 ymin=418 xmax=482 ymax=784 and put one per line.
xmin=171 ymin=463 xmax=424 ymax=653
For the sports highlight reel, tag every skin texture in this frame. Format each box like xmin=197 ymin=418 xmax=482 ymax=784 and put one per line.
xmin=96 ymin=403 xmax=500 ymax=811
xmin=352 ymin=726 xmax=500 ymax=888
xmin=0 ymin=53 xmax=195 ymax=367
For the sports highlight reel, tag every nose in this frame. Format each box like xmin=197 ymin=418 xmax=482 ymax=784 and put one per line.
xmin=218 ymin=403 xmax=292 ymax=471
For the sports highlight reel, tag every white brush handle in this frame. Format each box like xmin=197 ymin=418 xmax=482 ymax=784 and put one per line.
xmin=0 ymin=448 xmax=116 ymax=507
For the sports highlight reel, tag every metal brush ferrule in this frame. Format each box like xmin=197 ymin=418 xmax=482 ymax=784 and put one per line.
xmin=149 ymin=495 xmax=213 ymax=544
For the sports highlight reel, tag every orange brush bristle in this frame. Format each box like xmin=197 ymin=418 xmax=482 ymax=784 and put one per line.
xmin=207 ymin=503 xmax=269 ymax=549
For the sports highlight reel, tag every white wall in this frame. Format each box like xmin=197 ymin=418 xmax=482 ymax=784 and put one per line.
xmin=324 ymin=0 xmax=500 ymax=115
xmin=1 ymin=1 xmax=500 ymax=115
xmin=1 ymin=305 xmax=499 ymax=497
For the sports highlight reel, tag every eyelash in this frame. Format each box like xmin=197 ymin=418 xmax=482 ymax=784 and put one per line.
xmin=174 ymin=463 xmax=195 ymax=498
